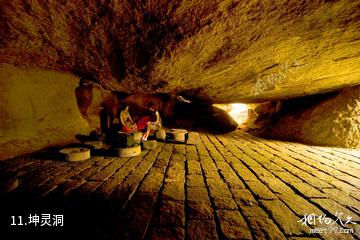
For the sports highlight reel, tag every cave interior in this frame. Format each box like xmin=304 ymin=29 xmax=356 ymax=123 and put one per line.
xmin=0 ymin=0 xmax=359 ymax=239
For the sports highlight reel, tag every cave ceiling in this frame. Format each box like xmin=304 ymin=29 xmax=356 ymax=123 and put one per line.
xmin=1 ymin=0 xmax=360 ymax=103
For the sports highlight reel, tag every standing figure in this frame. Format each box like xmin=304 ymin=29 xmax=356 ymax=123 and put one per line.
xmin=142 ymin=103 xmax=162 ymax=141
xmin=120 ymin=105 xmax=137 ymax=133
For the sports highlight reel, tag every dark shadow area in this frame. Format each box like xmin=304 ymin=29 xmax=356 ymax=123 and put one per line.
xmin=30 ymin=147 xmax=66 ymax=161
xmin=166 ymin=102 xmax=238 ymax=133
xmin=279 ymin=91 xmax=339 ymax=115
xmin=0 ymin=190 xmax=121 ymax=239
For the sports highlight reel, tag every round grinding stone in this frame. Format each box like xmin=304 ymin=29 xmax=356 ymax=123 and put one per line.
xmin=169 ymin=129 xmax=188 ymax=143
xmin=116 ymin=145 xmax=141 ymax=157
xmin=59 ymin=147 xmax=91 ymax=161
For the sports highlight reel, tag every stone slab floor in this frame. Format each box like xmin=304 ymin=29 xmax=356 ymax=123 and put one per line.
xmin=0 ymin=132 xmax=359 ymax=240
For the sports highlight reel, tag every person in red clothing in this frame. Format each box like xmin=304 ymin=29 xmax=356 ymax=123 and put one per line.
xmin=141 ymin=103 xmax=162 ymax=141
xmin=120 ymin=105 xmax=137 ymax=133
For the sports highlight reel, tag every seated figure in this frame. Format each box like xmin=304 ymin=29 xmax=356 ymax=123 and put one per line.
xmin=141 ymin=103 xmax=162 ymax=141
xmin=120 ymin=105 xmax=137 ymax=133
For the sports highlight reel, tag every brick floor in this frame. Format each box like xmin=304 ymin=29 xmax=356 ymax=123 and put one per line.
xmin=0 ymin=132 xmax=359 ymax=239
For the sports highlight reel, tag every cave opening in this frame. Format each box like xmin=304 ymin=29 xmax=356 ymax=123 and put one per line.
xmin=1 ymin=0 xmax=360 ymax=239
xmin=213 ymin=103 xmax=249 ymax=126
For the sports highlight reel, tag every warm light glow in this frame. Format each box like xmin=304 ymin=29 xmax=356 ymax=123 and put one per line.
xmin=214 ymin=103 xmax=249 ymax=125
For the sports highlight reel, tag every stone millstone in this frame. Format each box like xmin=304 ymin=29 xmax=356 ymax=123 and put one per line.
xmin=116 ymin=145 xmax=141 ymax=157
xmin=142 ymin=140 xmax=158 ymax=150
xmin=113 ymin=132 xmax=135 ymax=147
xmin=168 ymin=129 xmax=188 ymax=143
xmin=186 ymin=132 xmax=200 ymax=145
xmin=155 ymin=129 xmax=166 ymax=141
xmin=59 ymin=147 xmax=91 ymax=161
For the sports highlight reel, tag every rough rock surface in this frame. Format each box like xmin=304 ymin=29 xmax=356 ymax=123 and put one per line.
xmin=1 ymin=0 xmax=360 ymax=102
xmin=266 ymin=85 xmax=360 ymax=148
xmin=0 ymin=64 xmax=92 ymax=160
xmin=241 ymin=101 xmax=281 ymax=132
xmin=75 ymin=80 xmax=121 ymax=132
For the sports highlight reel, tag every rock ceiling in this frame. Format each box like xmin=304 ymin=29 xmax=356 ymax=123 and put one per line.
xmin=1 ymin=0 xmax=360 ymax=102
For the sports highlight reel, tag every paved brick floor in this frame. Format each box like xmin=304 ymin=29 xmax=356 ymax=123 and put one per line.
xmin=0 ymin=132 xmax=359 ymax=239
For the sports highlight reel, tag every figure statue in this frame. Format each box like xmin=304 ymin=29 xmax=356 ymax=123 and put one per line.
xmin=120 ymin=105 xmax=137 ymax=133
xmin=141 ymin=103 xmax=162 ymax=141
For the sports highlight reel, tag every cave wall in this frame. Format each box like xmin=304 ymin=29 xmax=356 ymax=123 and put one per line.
xmin=1 ymin=0 xmax=360 ymax=103
xmin=76 ymin=81 xmax=121 ymax=132
xmin=0 ymin=64 xmax=93 ymax=160
xmin=265 ymin=85 xmax=360 ymax=148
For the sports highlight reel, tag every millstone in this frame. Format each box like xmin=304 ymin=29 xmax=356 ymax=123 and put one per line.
xmin=116 ymin=145 xmax=141 ymax=157
xmin=168 ymin=129 xmax=188 ymax=143
xmin=59 ymin=147 xmax=91 ymax=161
xmin=113 ymin=131 xmax=135 ymax=147
xmin=170 ymin=129 xmax=188 ymax=133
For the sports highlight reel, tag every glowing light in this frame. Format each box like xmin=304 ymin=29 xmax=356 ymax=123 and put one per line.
xmin=214 ymin=103 xmax=249 ymax=125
